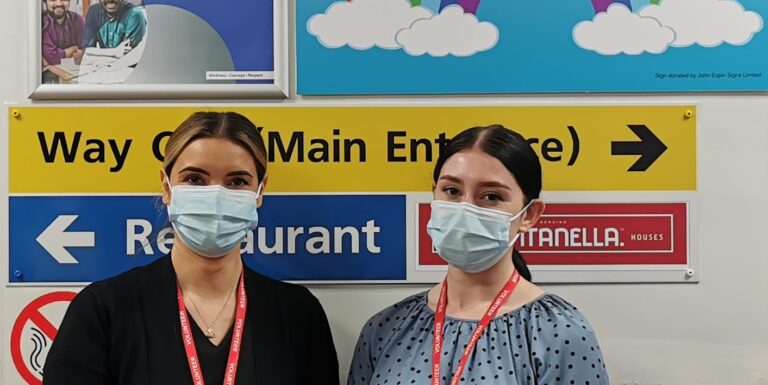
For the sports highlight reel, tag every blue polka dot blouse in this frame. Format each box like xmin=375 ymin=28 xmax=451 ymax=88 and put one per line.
xmin=347 ymin=293 xmax=608 ymax=385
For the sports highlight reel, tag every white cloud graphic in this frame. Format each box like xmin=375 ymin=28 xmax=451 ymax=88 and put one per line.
xmin=307 ymin=0 xmax=432 ymax=50
xmin=395 ymin=5 xmax=499 ymax=57
xmin=639 ymin=0 xmax=763 ymax=47
xmin=573 ymin=4 xmax=675 ymax=55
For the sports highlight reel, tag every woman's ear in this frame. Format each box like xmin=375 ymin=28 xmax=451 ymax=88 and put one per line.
xmin=518 ymin=200 xmax=545 ymax=233
xmin=256 ymin=175 xmax=269 ymax=208
xmin=161 ymin=170 xmax=171 ymax=205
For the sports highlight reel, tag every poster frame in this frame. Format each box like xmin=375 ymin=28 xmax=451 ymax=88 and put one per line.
xmin=27 ymin=0 xmax=290 ymax=100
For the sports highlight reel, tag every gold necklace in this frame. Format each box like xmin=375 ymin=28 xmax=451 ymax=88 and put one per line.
xmin=185 ymin=274 xmax=240 ymax=339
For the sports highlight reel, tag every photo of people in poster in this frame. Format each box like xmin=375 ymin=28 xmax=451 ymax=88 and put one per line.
xmin=42 ymin=0 xmax=147 ymax=84
xmin=40 ymin=0 xmax=276 ymax=86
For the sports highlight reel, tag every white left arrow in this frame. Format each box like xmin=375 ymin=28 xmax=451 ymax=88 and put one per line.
xmin=36 ymin=215 xmax=95 ymax=264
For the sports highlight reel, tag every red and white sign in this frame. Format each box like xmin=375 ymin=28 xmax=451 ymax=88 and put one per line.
xmin=10 ymin=291 xmax=77 ymax=385
xmin=418 ymin=203 xmax=688 ymax=266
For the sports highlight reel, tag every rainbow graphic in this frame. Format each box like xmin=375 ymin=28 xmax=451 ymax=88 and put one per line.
xmin=439 ymin=0 xmax=481 ymax=14
xmin=592 ymin=0 xmax=662 ymax=14
xmin=387 ymin=0 xmax=483 ymax=15
xmin=591 ymin=0 xmax=632 ymax=13
xmin=348 ymin=0 xmax=663 ymax=15
xmin=408 ymin=0 xmax=441 ymax=12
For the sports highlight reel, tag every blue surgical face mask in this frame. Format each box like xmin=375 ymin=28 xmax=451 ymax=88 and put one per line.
xmin=427 ymin=200 xmax=533 ymax=273
xmin=167 ymin=180 xmax=262 ymax=258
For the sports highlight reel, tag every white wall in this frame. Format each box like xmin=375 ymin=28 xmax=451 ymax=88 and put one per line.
xmin=2 ymin=1 xmax=767 ymax=384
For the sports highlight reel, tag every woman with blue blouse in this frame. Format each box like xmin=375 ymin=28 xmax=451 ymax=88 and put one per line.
xmin=348 ymin=125 xmax=609 ymax=385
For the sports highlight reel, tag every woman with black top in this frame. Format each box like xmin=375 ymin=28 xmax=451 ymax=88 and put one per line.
xmin=43 ymin=111 xmax=340 ymax=385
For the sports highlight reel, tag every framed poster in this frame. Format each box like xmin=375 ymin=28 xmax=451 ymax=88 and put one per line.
xmin=297 ymin=0 xmax=767 ymax=94
xmin=30 ymin=0 xmax=288 ymax=99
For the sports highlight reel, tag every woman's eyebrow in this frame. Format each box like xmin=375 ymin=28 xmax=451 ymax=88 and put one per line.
xmin=226 ymin=171 xmax=253 ymax=177
xmin=178 ymin=166 xmax=209 ymax=175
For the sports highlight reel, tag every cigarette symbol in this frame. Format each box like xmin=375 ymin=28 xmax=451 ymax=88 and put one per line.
xmin=29 ymin=327 xmax=49 ymax=375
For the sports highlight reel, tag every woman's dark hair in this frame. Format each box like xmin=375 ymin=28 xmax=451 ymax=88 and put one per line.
xmin=433 ymin=125 xmax=542 ymax=281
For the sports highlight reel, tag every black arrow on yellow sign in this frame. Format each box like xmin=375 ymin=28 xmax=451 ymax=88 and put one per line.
xmin=611 ymin=124 xmax=667 ymax=172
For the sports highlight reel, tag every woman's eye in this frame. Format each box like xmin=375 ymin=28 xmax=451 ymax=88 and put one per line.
xmin=482 ymin=193 xmax=502 ymax=202
xmin=442 ymin=187 xmax=461 ymax=196
xmin=228 ymin=178 xmax=249 ymax=187
xmin=184 ymin=175 xmax=205 ymax=185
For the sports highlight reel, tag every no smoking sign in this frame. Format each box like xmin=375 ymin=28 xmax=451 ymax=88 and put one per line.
xmin=10 ymin=291 xmax=77 ymax=385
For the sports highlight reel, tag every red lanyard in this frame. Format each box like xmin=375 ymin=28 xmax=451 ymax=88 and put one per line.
xmin=177 ymin=271 xmax=247 ymax=385
xmin=432 ymin=270 xmax=521 ymax=385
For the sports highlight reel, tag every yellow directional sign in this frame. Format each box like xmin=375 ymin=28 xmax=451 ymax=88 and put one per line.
xmin=9 ymin=106 xmax=696 ymax=193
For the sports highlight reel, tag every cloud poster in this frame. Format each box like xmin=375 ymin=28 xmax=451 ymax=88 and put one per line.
xmin=297 ymin=0 xmax=767 ymax=94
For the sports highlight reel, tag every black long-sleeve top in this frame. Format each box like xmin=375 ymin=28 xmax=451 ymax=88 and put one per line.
xmin=43 ymin=255 xmax=339 ymax=385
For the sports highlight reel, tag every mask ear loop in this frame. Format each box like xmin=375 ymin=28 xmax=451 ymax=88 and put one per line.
xmin=256 ymin=181 xmax=264 ymax=199
xmin=496 ymin=200 xmax=535 ymax=271
xmin=507 ymin=199 xmax=536 ymax=248
xmin=507 ymin=232 xmax=523 ymax=249
xmin=164 ymin=176 xmax=172 ymax=214
xmin=163 ymin=176 xmax=180 ymax=246
xmin=510 ymin=199 xmax=535 ymax=221
xmin=489 ymin=223 xmax=526 ymax=273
